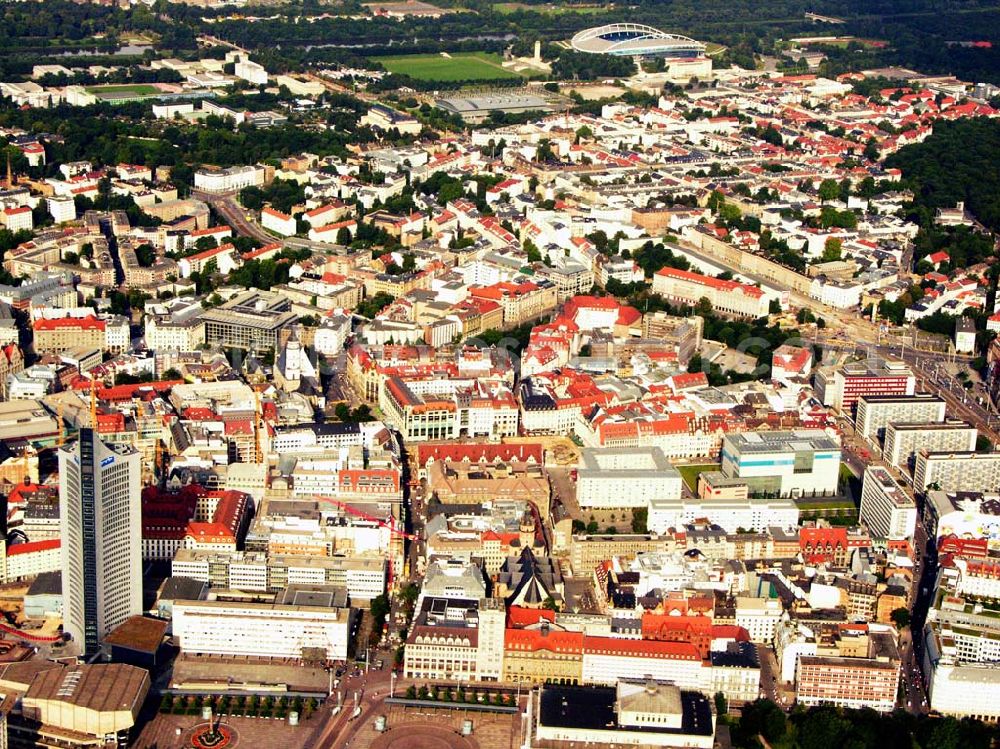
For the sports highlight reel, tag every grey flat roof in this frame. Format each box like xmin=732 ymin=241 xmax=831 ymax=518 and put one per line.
xmin=725 ymin=429 xmax=840 ymax=453
xmin=436 ymin=94 xmax=550 ymax=114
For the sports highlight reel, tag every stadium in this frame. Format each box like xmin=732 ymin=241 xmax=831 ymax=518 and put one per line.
xmin=570 ymin=23 xmax=707 ymax=59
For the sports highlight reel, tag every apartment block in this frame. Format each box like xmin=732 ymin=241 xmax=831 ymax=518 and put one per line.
xmin=914 ymin=451 xmax=1000 ymax=494
xmin=884 ymin=421 xmax=977 ymax=471
xmin=859 ymin=466 xmax=917 ymax=540
xmin=855 ymin=394 xmax=946 ymax=440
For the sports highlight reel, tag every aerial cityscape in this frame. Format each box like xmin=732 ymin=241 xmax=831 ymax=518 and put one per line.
xmin=1 ymin=0 xmax=1000 ymax=747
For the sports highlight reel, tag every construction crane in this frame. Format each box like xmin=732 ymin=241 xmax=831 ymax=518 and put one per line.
xmin=314 ymin=496 xmax=417 ymax=541
xmin=55 ymin=399 xmax=65 ymax=447
xmin=314 ymin=495 xmax=417 ymax=590
xmin=89 ymin=374 xmax=98 ymax=428
xmin=253 ymin=390 xmax=264 ymax=464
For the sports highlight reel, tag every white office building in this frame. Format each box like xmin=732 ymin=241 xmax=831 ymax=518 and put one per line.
xmin=927 ymin=662 xmax=1000 ymax=721
xmin=720 ymin=430 xmax=841 ymax=498
xmin=59 ymin=428 xmax=142 ymax=654
xmin=576 ymin=447 xmax=682 ymax=509
xmin=647 ymin=495 xmax=799 ymax=535
xmin=735 ymin=596 xmax=783 ymax=643
xmin=859 ymin=466 xmax=917 ymax=540
xmin=173 ymin=593 xmax=353 ymax=660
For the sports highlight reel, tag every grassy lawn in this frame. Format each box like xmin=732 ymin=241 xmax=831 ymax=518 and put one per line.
xmin=839 ymin=463 xmax=858 ymax=481
xmin=85 ymin=83 xmax=160 ymax=95
xmin=373 ymin=52 xmax=522 ymax=82
xmin=675 ymin=463 xmax=719 ymax=492
xmin=493 ymin=2 xmax=607 ymax=12
xmin=796 ymin=499 xmax=857 ymax=511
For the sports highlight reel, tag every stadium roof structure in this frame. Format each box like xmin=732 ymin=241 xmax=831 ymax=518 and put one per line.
xmin=570 ymin=23 xmax=706 ymax=58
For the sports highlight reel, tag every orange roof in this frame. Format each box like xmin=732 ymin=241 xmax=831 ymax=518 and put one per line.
xmin=184 ymin=243 xmax=235 ymax=263
xmin=641 ymin=612 xmax=712 ymax=640
xmin=504 ymin=627 xmax=583 ymax=653
xmin=189 ymin=226 xmax=232 ymax=237
xmin=185 ymin=522 xmax=236 ymax=544
xmin=655 ymin=266 xmax=764 ymax=298
xmin=507 ymin=606 xmax=555 ymax=628
xmin=262 ymin=206 xmax=293 ymax=220
xmin=583 ymin=635 xmax=701 ymax=659
xmin=34 ymin=315 xmax=104 ymax=332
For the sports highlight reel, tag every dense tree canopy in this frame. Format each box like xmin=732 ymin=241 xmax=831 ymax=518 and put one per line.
xmin=888 ymin=118 xmax=1000 ymax=234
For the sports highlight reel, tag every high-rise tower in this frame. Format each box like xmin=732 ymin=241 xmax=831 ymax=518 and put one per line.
xmin=59 ymin=428 xmax=141 ymax=655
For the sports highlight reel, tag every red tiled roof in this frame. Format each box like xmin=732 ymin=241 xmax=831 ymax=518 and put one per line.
xmin=655 ymin=266 xmax=764 ymax=298
xmin=34 ymin=315 xmax=104 ymax=332
xmin=507 ymin=606 xmax=555 ymax=628
xmin=184 ymin=243 xmax=235 ymax=263
xmin=415 ymin=442 xmax=543 ymax=466
xmin=582 ymin=635 xmax=701 ymax=659
xmin=504 ymin=627 xmax=583 ymax=653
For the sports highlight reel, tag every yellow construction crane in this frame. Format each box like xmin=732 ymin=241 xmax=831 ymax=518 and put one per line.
xmin=254 ymin=389 xmax=264 ymax=464
xmin=56 ymin=399 xmax=65 ymax=447
xmin=89 ymin=375 xmax=98 ymax=428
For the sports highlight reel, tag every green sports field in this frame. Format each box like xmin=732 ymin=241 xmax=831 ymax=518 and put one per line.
xmin=373 ymin=52 xmax=522 ymax=82
xmin=84 ymin=83 xmax=160 ymax=96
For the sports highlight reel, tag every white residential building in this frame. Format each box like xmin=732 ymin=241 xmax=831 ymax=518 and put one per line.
xmin=2 ymin=206 xmax=33 ymax=232
xmin=313 ymin=314 xmax=352 ymax=356
xmin=234 ymin=59 xmax=268 ymax=86
xmin=915 ymin=451 xmax=1000 ymax=494
xmin=46 ymin=197 xmax=76 ymax=224
xmin=261 ymin=206 xmax=297 ymax=237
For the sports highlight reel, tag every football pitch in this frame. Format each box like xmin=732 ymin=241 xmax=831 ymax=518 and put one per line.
xmin=374 ymin=52 xmax=523 ymax=82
